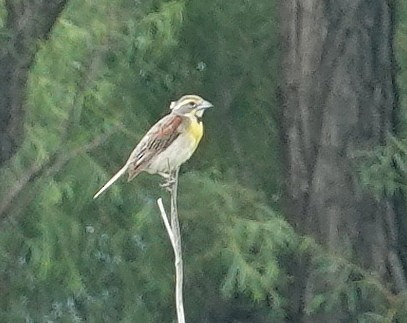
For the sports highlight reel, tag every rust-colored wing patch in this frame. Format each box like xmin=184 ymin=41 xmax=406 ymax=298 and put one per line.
xmin=126 ymin=114 xmax=183 ymax=180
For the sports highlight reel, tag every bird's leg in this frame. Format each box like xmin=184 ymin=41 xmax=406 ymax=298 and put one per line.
xmin=159 ymin=159 xmax=176 ymax=191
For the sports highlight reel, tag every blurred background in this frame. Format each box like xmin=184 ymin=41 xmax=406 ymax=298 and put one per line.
xmin=1 ymin=0 xmax=407 ymax=322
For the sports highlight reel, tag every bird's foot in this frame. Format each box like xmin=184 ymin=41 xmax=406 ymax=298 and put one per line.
xmin=159 ymin=173 xmax=176 ymax=192
xmin=160 ymin=179 xmax=175 ymax=192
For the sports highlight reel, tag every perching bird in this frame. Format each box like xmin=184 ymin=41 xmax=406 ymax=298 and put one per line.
xmin=93 ymin=94 xmax=213 ymax=199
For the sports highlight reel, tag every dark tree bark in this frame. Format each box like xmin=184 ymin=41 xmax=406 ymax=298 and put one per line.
xmin=0 ymin=0 xmax=68 ymax=166
xmin=278 ymin=0 xmax=406 ymax=321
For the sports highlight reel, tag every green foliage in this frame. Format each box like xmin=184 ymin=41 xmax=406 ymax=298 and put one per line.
xmin=179 ymin=174 xmax=297 ymax=321
xmin=0 ymin=0 xmax=283 ymax=321
xmin=357 ymin=137 xmax=407 ymax=199
xmin=301 ymin=240 xmax=407 ymax=322
xmin=1 ymin=0 xmax=407 ymax=321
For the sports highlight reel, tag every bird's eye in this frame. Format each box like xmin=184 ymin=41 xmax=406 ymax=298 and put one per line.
xmin=190 ymin=102 xmax=197 ymax=108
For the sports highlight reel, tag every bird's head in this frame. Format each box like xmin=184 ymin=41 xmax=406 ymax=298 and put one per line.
xmin=170 ymin=95 xmax=213 ymax=119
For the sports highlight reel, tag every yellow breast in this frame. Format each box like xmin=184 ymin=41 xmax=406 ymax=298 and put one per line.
xmin=187 ymin=118 xmax=204 ymax=148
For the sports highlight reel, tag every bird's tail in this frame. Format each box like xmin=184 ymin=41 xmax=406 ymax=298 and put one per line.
xmin=93 ymin=165 xmax=128 ymax=199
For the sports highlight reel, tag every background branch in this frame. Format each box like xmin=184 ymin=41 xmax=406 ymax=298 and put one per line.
xmin=0 ymin=132 xmax=113 ymax=221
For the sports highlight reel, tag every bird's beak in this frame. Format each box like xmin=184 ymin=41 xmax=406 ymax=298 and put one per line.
xmin=199 ymin=100 xmax=214 ymax=110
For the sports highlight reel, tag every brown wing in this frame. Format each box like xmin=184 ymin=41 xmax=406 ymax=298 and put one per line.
xmin=126 ymin=114 xmax=184 ymax=180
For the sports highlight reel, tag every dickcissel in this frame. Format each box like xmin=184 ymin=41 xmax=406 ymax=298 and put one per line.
xmin=93 ymin=94 xmax=213 ymax=199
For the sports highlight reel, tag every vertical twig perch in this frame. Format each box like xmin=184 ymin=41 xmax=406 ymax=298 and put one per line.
xmin=157 ymin=167 xmax=185 ymax=323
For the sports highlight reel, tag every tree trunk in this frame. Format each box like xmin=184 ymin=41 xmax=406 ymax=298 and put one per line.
xmin=0 ymin=0 xmax=68 ymax=166
xmin=277 ymin=0 xmax=406 ymax=320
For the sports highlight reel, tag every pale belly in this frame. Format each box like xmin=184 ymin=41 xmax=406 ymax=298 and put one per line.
xmin=145 ymin=133 xmax=198 ymax=174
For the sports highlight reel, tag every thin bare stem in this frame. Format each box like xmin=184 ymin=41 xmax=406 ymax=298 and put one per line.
xmin=157 ymin=198 xmax=176 ymax=250
xmin=156 ymin=167 xmax=185 ymax=323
